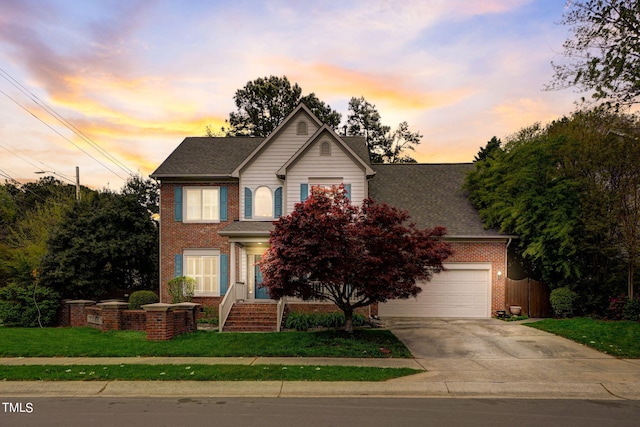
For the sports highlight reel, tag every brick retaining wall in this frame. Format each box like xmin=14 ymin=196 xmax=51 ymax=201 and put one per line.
xmin=62 ymin=300 xmax=199 ymax=340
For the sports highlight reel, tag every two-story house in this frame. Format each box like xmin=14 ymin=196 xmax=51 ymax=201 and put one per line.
xmin=151 ymin=103 xmax=512 ymax=331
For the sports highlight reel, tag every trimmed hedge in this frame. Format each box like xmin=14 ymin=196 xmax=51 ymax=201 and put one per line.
xmin=550 ymin=287 xmax=577 ymax=318
xmin=128 ymin=290 xmax=159 ymax=310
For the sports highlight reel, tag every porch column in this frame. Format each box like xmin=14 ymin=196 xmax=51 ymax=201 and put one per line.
xmin=230 ymin=242 xmax=236 ymax=286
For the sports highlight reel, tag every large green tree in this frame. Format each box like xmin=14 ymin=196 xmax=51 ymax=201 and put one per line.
xmin=346 ymin=96 xmax=422 ymax=163
xmin=219 ymin=75 xmax=342 ymax=137
xmin=465 ymin=109 xmax=640 ymax=310
xmin=39 ymin=178 xmax=159 ymax=299
xmin=548 ymin=0 xmax=640 ymax=108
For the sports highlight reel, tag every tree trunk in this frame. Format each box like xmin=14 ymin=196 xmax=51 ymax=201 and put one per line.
xmin=344 ymin=310 xmax=354 ymax=334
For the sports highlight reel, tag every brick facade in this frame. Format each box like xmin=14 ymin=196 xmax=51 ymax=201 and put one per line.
xmin=157 ymin=180 xmax=507 ymax=320
xmin=159 ymin=182 xmax=238 ymax=303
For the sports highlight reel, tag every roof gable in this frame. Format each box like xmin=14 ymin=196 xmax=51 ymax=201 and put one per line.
xmin=276 ymin=125 xmax=375 ymax=178
xmin=231 ymin=103 xmax=323 ymax=177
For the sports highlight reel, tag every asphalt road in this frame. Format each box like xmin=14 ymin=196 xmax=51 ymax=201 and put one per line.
xmin=2 ymin=397 xmax=640 ymax=427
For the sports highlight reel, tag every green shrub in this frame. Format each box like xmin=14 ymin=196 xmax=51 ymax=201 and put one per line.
xmin=167 ymin=276 xmax=196 ymax=303
xmin=320 ymin=312 xmax=344 ymax=328
xmin=623 ymin=297 xmax=640 ymax=321
xmin=285 ymin=312 xmax=311 ymax=331
xmin=0 ymin=283 xmax=60 ymax=327
xmin=285 ymin=311 xmax=369 ymax=330
xmin=353 ymin=313 xmax=367 ymax=326
xmin=128 ymin=290 xmax=159 ymax=309
xmin=550 ymin=287 xmax=578 ymax=318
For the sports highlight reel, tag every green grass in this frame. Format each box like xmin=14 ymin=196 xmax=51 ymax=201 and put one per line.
xmin=526 ymin=318 xmax=640 ymax=358
xmin=0 ymin=364 xmax=420 ymax=381
xmin=0 ymin=327 xmax=411 ymax=358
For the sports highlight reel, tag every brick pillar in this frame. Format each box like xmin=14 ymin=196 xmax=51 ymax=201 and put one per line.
xmin=67 ymin=300 xmax=96 ymax=327
xmin=174 ymin=302 xmax=201 ymax=334
xmin=97 ymin=301 xmax=129 ymax=332
xmin=142 ymin=303 xmax=175 ymax=341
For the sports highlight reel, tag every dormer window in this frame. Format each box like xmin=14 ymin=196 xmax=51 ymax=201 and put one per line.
xmin=320 ymin=141 xmax=331 ymax=156
xmin=297 ymin=121 xmax=308 ymax=135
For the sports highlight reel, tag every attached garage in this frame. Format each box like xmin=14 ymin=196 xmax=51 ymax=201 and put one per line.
xmin=379 ymin=263 xmax=492 ymax=318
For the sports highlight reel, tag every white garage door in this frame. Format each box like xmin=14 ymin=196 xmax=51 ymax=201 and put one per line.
xmin=379 ymin=263 xmax=491 ymax=318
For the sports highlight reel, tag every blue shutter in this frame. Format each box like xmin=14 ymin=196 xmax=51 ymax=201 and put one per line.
xmin=244 ymin=187 xmax=252 ymax=219
xmin=174 ymin=187 xmax=183 ymax=221
xmin=300 ymin=183 xmax=308 ymax=201
xmin=274 ymin=187 xmax=282 ymax=217
xmin=220 ymin=254 xmax=228 ymax=295
xmin=174 ymin=254 xmax=183 ymax=277
xmin=344 ymin=184 xmax=351 ymax=200
xmin=219 ymin=186 xmax=228 ymax=221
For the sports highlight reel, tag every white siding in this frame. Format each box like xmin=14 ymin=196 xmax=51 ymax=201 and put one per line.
xmin=240 ymin=111 xmax=319 ymax=220
xmin=285 ymin=138 xmax=367 ymax=213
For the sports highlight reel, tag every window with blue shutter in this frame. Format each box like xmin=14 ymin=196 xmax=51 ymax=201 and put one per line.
xmin=220 ymin=254 xmax=228 ymax=295
xmin=244 ymin=187 xmax=252 ymax=219
xmin=174 ymin=187 xmax=183 ymax=221
xmin=219 ymin=186 xmax=228 ymax=221
xmin=300 ymin=183 xmax=308 ymax=202
xmin=344 ymin=184 xmax=351 ymax=200
xmin=274 ymin=187 xmax=282 ymax=217
xmin=174 ymin=254 xmax=183 ymax=277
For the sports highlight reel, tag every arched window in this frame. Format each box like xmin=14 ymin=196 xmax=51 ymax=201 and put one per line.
xmin=320 ymin=141 xmax=331 ymax=156
xmin=254 ymin=186 xmax=273 ymax=217
xmin=297 ymin=121 xmax=308 ymax=135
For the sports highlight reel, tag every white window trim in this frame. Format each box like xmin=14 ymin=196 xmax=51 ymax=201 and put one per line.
xmin=183 ymin=249 xmax=221 ymax=296
xmin=254 ymin=186 xmax=274 ymax=219
xmin=183 ymin=186 xmax=220 ymax=223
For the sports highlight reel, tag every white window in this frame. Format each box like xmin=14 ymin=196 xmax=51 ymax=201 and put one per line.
xmin=185 ymin=187 xmax=219 ymax=222
xmin=184 ymin=250 xmax=219 ymax=295
xmin=254 ymin=186 xmax=273 ymax=218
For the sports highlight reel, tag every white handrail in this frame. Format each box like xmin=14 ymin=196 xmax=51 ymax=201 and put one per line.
xmin=276 ymin=296 xmax=286 ymax=332
xmin=219 ymin=282 xmax=237 ymax=332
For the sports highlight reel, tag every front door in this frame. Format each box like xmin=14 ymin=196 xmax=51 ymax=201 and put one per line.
xmin=254 ymin=255 xmax=269 ymax=299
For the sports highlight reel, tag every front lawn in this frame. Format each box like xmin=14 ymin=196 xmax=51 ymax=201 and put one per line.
xmin=0 ymin=364 xmax=419 ymax=381
xmin=526 ymin=318 xmax=640 ymax=358
xmin=0 ymin=327 xmax=411 ymax=358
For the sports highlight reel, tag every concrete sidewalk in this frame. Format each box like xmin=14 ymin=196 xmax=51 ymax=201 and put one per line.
xmin=2 ymin=355 xmax=640 ymax=399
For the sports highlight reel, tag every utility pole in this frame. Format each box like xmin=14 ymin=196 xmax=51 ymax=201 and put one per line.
xmin=75 ymin=166 xmax=80 ymax=202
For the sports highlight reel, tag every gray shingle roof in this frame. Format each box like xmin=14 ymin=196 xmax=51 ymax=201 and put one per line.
xmin=368 ymin=163 xmax=503 ymax=237
xmin=342 ymin=136 xmax=371 ymax=166
xmin=151 ymin=137 xmax=263 ymax=178
xmin=219 ymin=221 xmax=273 ymax=236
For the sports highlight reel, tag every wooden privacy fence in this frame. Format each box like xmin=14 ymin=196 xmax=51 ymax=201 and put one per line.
xmin=505 ymin=278 xmax=552 ymax=318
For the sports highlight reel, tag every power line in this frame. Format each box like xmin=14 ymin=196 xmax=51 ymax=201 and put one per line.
xmin=0 ymin=66 xmax=136 ymax=179
xmin=0 ymin=139 xmax=74 ymax=183
xmin=0 ymin=87 xmax=129 ymax=182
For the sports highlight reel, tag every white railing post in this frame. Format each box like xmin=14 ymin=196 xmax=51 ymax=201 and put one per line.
xmin=218 ymin=282 xmax=236 ymax=333
xmin=276 ymin=296 xmax=286 ymax=332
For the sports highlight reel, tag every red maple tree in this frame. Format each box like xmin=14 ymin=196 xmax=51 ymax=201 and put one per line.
xmin=259 ymin=185 xmax=452 ymax=332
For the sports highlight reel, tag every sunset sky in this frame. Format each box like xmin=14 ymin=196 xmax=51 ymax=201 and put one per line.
xmin=0 ymin=0 xmax=584 ymax=189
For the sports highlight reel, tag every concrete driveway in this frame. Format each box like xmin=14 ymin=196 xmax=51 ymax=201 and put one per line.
xmin=384 ymin=317 xmax=640 ymax=397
